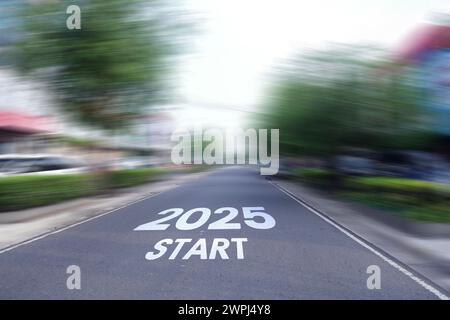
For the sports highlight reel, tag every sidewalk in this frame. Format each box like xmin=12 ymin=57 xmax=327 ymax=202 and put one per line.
xmin=271 ymin=178 xmax=450 ymax=293
xmin=0 ymin=170 xmax=213 ymax=250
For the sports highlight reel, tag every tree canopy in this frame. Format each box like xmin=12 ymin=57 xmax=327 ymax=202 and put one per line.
xmin=13 ymin=0 xmax=185 ymax=130
xmin=262 ymin=46 xmax=431 ymax=157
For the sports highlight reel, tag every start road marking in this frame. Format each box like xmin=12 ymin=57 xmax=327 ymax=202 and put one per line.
xmin=134 ymin=206 xmax=275 ymax=261
xmin=145 ymin=238 xmax=248 ymax=260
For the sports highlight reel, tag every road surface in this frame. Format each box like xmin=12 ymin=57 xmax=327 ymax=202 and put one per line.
xmin=0 ymin=167 xmax=445 ymax=299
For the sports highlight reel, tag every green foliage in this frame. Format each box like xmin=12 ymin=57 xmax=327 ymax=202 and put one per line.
xmin=294 ymin=169 xmax=450 ymax=200
xmin=106 ymin=168 xmax=163 ymax=189
xmin=293 ymin=169 xmax=450 ymax=222
xmin=0 ymin=168 xmax=164 ymax=211
xmin=13 ymin=0 xmax=182 ymax=130
xmin=262 ymin=45 xmax=431 ymax=157
xmin=291 ymin=167 xmax=338 ymax=189
xmin=292 ymin=168 xmax=333 ymax=179
xmin=0 ymin=174 xmax=100 ymax=211
xmin=184 ymin=165 xmax=211 ymax=173
xmin=403 ymin=205 xmax=450 ymax=223
xmin=346 ymin=176 xmax=450 ymax=199
xmin=59 ymin=135 xmax=100 ymax=148
xmin=343 ymin=191 xmax=450 ymax=223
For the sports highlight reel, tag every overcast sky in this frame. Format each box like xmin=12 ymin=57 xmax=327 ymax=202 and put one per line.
xmin=173 ymin=0 xmax=450 ymax=128
xmin=2 ymin=0 xmax=450 ymax=131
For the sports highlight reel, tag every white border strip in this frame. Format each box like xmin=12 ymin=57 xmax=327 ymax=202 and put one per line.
xmin=0 ymin=192 xmax=161 ymax=255
xmin=0 ymin=169 xmax=217 ymax=255
xmin=269 ymin=181 xmax=449 ymax=300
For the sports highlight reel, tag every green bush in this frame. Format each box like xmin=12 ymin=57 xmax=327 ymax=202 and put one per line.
xmin=0 ymin=168 xmax=164 ymax=212
xmin=342 ymin=191 xmax=450 ymax=223
xmin=106 ymin=168 xmax=163 ymax=189
xmin=0 ymin=174 xmax=100 ymax=212
xmin=346 ymin=177 xmax=450 ymax=200
xmin=292 ymin=168 xmax=338 ymax=188
xmin=292 ymin=168 xmax=328 ymax=178
xmin=404 ymin=205 xmax=450 ymax=223
xmin=292 ymin=172 xmax=450 ymax=222
xmin=342 ymin=177 xmax=450 ymax=222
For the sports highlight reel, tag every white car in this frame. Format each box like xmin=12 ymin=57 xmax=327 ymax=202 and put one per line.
xmin=112 ymin=157 xmax=156 ymax=170
xmin=0 ymin=154 xmax=86 ymax=176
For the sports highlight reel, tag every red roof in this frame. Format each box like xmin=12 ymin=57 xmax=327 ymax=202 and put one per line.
xmin=0 ymin=111 xmax=53 ymax=134
xmin=395 ymin=24 xmax=450 ymax=62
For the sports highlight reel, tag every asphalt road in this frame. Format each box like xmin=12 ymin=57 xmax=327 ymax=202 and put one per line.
xmin=0 ymin=167 xmax=445 ymax=299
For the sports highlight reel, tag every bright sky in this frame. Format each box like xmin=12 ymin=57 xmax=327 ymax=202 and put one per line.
xmin=3 ymin=0 xmax=450 ymax=132
xmin=175 ymin=0 xmax=450 ymax=129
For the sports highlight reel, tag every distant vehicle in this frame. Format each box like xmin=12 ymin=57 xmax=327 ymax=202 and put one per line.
xmin=112 ymin=157 xmax=155 ymax=170
xmin=0 ymin=154 xmax=86 ymax=176
xmin=377 ymin=151 xmax=450 ymax=182
xmin=334 ymin=148 xmax=378 ymax=176
xmin=0 ymin=156 xmax=18 ymax=171
xmin=0 ymin=154 xmax=37 ymax=174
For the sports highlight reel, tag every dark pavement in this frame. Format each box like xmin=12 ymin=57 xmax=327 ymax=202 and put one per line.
xmin=0 ymin=167 xmax=443 ymax=299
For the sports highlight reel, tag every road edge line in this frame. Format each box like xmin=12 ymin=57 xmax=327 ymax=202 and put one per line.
xmin=0 ymin=169 xmax=221 ymax=255
xmin=268 ymin=180 xmax=449 ymax=300
xmin=0 ymin=192 xmax=161 ymax=255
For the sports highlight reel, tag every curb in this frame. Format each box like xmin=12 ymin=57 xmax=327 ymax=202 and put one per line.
xmin=270 ymin=180 xmax=450 ymax=299
xmin=0 ymin=169 xmax=215 ymax=225
xmin=286 ymin=178 xmax=450 ymax=239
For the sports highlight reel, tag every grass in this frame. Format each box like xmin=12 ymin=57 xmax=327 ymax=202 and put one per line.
xmin=293 ymin=168 xmax=450 ymax=223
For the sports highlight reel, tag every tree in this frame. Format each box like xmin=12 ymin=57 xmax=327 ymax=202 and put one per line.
xmin=12 ymin=0 xmax=185 ymax=130
xmin=261 ymin=45 xmax=431 ymax=159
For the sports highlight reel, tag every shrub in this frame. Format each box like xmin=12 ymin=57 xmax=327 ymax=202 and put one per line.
xmin=106 ymin=168 xmax=163 ymax=189
xmin=0 ymin=168 xmax=164 ymax=212
xmin=342 ymin=177 xmax=450 ymax=222
xmin=292 ymin=168 xmax=339 ymax=188
xmin=0 ymin=174 xmax=100 ymax=212
xmin=346 ymin=177 xmax=450 ymax=201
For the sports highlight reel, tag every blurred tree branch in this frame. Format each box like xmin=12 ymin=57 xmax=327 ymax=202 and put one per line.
xmin=261 ymin=45 xmax=432 ymax=158
xmin=11 ymin=0 xmax=191 ymax=130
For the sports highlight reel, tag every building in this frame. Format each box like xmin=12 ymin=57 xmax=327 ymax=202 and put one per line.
xmin=0 ymin=111 xmax=55 ymax=154
xmin=395 ymin=20 xmax=450 ymax=137
xmin=394 ymin=17 xmax=450 ymax=157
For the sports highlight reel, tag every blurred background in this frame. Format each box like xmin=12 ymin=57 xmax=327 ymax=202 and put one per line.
xmin=0 ymin=0 xmax=449 ymax=222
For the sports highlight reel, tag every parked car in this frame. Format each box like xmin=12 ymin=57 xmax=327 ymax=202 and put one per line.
xmin=377 ymin=151 xmax=450 ymax=182
xmin=333 ymin=148 xmax=378 ymax=176
xmin=0 ymin=154 xmax=86 ymax=176
xmin=0 ymin=155 xmax=21 ymax=171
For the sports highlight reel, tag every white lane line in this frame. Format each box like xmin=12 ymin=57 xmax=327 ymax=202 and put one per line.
xmin=0 ymin=192 xmax=161 ymax=255
xmin=0 ymin=169 xmax=218 ymax=255
xmin=269 ymin=181 xmax=449 ymax=300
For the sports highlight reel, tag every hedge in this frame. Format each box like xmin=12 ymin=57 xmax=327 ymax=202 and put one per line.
xmin=0 ymin=168 xmax=164 ymax=212
xmin=0 ymin=174 xmax=100 ymax=212
xmin=106 ymin=168 xmax=163 ymax=189
xmin=293 ymin=168 xmax=450 ymax=200
xmin=342 ymin=190 xmax=450 ymax=223
xmin=293 ymin=168 xmax=450 ymax=222
xmin=292 ymin=168 xmax=333 ymax=179
xmin=345 ymin=177 xmax=450 ymax=201
xmin=292 ymin=168 xmax=338 ymax=188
